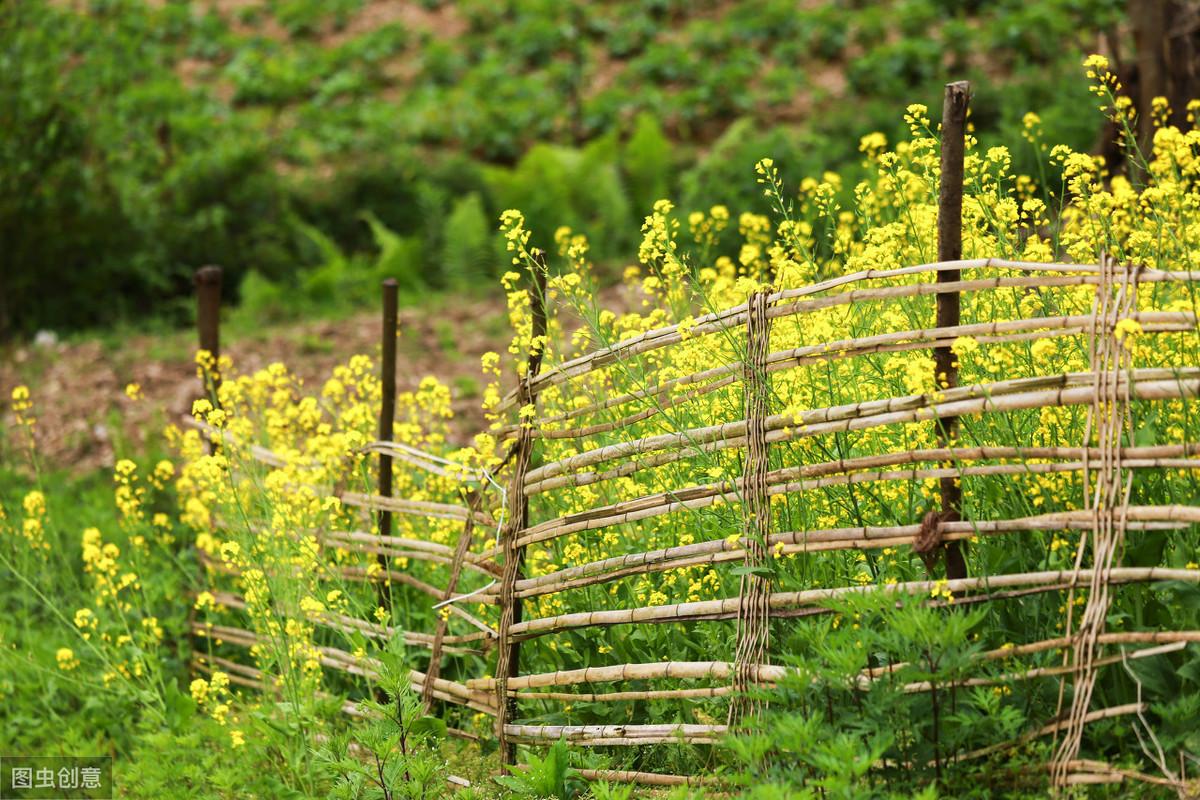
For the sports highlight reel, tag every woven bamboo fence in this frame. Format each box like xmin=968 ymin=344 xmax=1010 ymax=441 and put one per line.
xmin=467 ymin=248 xmax=1200 ymax=786
xmin=184 ymin=83 xmax=1200 ymax=791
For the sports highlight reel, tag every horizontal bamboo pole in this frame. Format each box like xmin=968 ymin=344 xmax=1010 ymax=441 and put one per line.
xmin=522 ymin=376 xmax=1200 ymax=494
xmin=194 ymin=651 xmax=262 ymax=682
xmin=863 ymin=630 xmax=1200 ymax=680
xmin=192 ymin=656 xmax=265 ymax=691
xmin=503 ymin=362 xmax=743 ymax=435
xmin=1056 ymin=759 xmax=1181 ymax=788
xmin=573 ymin=768 xmax=721 ymax=787
xmin=198 ymin=550 xmax=498 ymax=631
xmin=323 ymin=529 xmax=493 ymax=565
xmin=194 ymin=655 xmax=491 ymax=737
xmin=508 ymin=567 xmax=1200 ymax=639
xmin=323 ymin=533 xmax=501 ymax=579
xmin=182 ymin=416 xmax=309 ymax=468
xmin=198 ymin=548 xmax=455 ymax=603
xmin=191 ymin=621 xmax=497 ymax=713
xmin=499 ymin=262 xmax=1200 ymax=411
xmin=202 ymin=588 xmax=488 ymax=647
xmin=512 ymin=450 xmax=1200 ymax=555
xmin=896 ymin=641 xmax=1186 ymax=693
xmin=509 ymin=311 xmax=1192 ymax=442
xmin=467 ymin=661 xmax=787 ymax=691
xmin=959 ymin=703 xmax=1145 ymax=762
xmin=503 ymin=261 xmax=1130 ymax=407
xmin=337 ymin=564 xmax=470 ymax=602
xmin=193 ymin=653 xmax=361 ymax=718
xmin=501 ymin=263 xmax=1195 ymax=429
xmin=360 ymin=440 xmax=470 ymax=479
xmin=338 ymin=492 xmax=496 ymax=527
xmin=501 ymin=505 xmax=1197 ymax=599
xmin=488 ymin=636 xmax=1196 ymax=704
xmin=522 ymin=369 xmax=1200 ymax=487
xmin=516 ymin=686 xmax=735 ymax=702
xmin=503 ymin=723 xmax=726 ymax=745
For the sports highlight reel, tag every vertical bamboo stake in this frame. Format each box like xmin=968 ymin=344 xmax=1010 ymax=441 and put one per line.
xmin=195 ymin=266 xmax=222 ymax=455
xmin=423 ymin=489 xmax=481 ymax=713
xmin=496 ymin=261 xmax=549 ymax=771
xmin=936 ymin=81 xmax=970 ymax=583
xmin=378 ymin=279 xmax=399 ymax=600
xmin=730 ymin=289 xmax=773 ymax=723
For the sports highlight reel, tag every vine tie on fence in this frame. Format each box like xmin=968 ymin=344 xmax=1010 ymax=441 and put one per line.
xmin=1051 ymin=255 xmax=1137 ymax=786
xmin=730 ymin=289 xmax=774 ymax=722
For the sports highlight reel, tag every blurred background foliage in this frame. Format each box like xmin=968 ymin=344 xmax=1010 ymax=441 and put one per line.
xmin=1 ymin=0 xmax=1127 ymax=336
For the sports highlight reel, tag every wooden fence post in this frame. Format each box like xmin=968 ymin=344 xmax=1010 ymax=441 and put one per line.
xmin=935 ymin=81 xmax=970 ymax=582
xmin=194 ymin=266 xmax=222 ymax=456
xmin=730 ymin=288 xmax=774 ymax=723
xmin=378 ymin=279 xmax=399 ymax=600
xmin=495 ymin=261 xmax=549 ymax=771
xmin=195 ymin=265 xmax=222 ymax=397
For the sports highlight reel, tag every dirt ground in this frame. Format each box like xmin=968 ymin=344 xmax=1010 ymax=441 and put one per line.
xmin=0 ymin=294 xmax=511 ymax=475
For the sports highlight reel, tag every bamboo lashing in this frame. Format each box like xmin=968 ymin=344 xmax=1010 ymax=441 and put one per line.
xmin=730 ymin=289 xmax=773 ymax=722
xmin=1052 ymin=257 xmax=1138 ymax=785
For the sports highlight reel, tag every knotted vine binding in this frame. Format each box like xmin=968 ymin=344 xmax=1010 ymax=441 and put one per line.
xmin=730 ymin=289 xmax=773 ymax=722
xmin=1051 ymin=255 xmax=1137 ymax=786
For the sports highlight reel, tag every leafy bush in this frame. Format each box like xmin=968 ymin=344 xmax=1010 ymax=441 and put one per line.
xmin=1 ymin=0 xmax=1134 ymax=350
xmin=442 ymin=193 xmax=494 ymax=292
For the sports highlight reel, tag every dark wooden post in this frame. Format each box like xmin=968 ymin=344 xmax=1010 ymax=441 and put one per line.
xmin=195 ymin=265 xmax=222 ymax=398
xmin=936 ymin=81 xmax=970 ymax=583
xmin=377 ymin=279 xmax=399 ymax=593
xmin=194 ymin=266 xmax=222 ymax=456
xmin=495 ymin=260 xmax=549 ymax=771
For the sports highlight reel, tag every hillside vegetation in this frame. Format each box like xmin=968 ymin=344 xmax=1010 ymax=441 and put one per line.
xmin=3 ymin=0 xmax=1121 ymax=335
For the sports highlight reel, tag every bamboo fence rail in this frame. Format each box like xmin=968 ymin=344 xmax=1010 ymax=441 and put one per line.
xmin=495 ymin=266 xmax=1200 ymax=414
xmin=505 ymin=567 xmax=1200 ymax=639
xmin=502 ymin=311 xmax=1193 ymax=442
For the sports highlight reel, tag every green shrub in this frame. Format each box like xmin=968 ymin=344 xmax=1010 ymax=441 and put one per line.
xmin=441 ymin=193 xmax=492 ymax=291
xmin=622 ymin=112 xmax=673 ymax=216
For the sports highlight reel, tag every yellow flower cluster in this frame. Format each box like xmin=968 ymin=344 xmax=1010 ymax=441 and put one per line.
xmin=190 ymin=670 xmax=232 ymax=725
xmin=19 ymin=490 xmax=49 ymax=552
